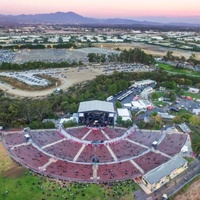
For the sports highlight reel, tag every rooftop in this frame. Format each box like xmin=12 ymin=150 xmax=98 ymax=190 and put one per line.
xmin=78 ymin=100 xmax=115 ymax=113
xmin=144 ymin=155 xmax=187 ymax=185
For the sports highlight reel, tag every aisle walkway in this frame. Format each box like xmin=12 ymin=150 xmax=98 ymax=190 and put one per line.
xmin=42 ymin=138 xmax=67 ymax=149
xmin=101 ymin=129 xmax=110 ymax=140
xmin=106 ymin=145 xmax=118 ymax=161
xmin=11 ymin=142 xmax=29 ymax=150
xmin=38 ymin=157 xmax=57 ymax=171
xmin=82 ymin=129 xmax=92 ymax=140
xmin=73 ymin=144 xmax=86 ymax=161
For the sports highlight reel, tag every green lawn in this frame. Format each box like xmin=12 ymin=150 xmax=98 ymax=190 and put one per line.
xmin=183 ymin=157 xmax=194 ymax=163
xmin=170 ymin=109 xmax=192 ymax=117
xmin=0 ymin=171 xmax=139 ymax=200
xmin=151 ymin=91 xmax=168 ymax=107
xmin=157 ymin=63 xmax=200 ymax=77
xmin=153 ymin=100 xmax=167 ymax=107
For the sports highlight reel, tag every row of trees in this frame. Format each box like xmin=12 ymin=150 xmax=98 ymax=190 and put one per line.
xmin=87 ymin=53 xmax=106 ymax=63
xmin=0 ymin=43 xmax=78 ymax=50
xmin=118 ymin=48 xmax=154 ymax=64
xmin=87 ymin=48 xmax=154 ymax=65
xmin=0 ymin=61 xmax=82 ymax=71
xmin=0 ymin=70 xmax=199 ymax=129
xmin=163 ymin=51 xmax=200 ymax=65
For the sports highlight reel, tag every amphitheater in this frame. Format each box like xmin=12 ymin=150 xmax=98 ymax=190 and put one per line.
xmin=2 ymin=125 xmax=190 ymax=188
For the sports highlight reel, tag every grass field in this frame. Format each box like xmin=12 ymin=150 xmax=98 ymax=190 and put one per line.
xmin=151 ymin=91 xmax=168 ymax=107
xmin=0 ymin=172 xmax=139 ymax=200
xmin=157 ymin=63 xmax=200 ymax=77
xmin=169 ymin=109 xmax=192 ymax=117
xmin=0 ymin=141 xmax=139 ymax=200
xmin=183 ymin=91 xmax=200 ymax=99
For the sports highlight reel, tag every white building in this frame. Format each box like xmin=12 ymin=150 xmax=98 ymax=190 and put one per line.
xmin=117 ymin=108 xmax=132 ymax=121
xmin=188 ymin=87 xmax=199 ymax=94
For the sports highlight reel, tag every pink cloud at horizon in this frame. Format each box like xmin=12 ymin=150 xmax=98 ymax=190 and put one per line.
xmin=0 ymin=0 xmax=200 ymax=17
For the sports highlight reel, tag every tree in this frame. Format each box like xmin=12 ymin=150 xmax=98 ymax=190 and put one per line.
xmin=151 ymin=92 xmax=159 ymax=100
xmin=58 ymin=37 xmax=63 ymax=43
xmin=108 ymin=84 xmax=117 ymax=95
xmin=190 ymin=115 xmax=200 ymax=127
xmin=173 ymin=116 xmax=184 ymax=124
xmin=63 ymin=120 xmax=78 ymax=128
xmin=123 ymin=119 xmax=133 ymax=128
xmin=33 ymin=39 xmax=39 ymax=43
xmin=164 ymin=51 xmax=174 ymax=61
xmin=115 ymin=101 xmax=122 ymax=108
xmin=116 ymin=116 xmax=123 ymax=126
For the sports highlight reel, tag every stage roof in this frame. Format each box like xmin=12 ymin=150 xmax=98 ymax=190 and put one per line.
xmin=78 ymin=100 xmax=114 ymax=113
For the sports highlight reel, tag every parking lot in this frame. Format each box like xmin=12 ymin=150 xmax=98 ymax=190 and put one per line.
xmin=0 ymin=50 xmax=15 ymax=64
xmin=107 ymin=81 xmax=200 ymax=121
xmin=103 ymin=63 xmax=154 ymax=74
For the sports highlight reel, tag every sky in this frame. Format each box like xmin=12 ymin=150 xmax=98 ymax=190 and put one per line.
xmin=1 ymin=0 xmax=200 ymax=20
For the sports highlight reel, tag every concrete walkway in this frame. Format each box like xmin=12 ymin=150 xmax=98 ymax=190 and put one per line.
xmin=106 ymin=145 xmax=118 ymax=161
xmin=10 ymin=142 xmax=30 ymax=150
xmin=91 ymin=164 xmax=99 ymax=181
xmin=81 ymin=129 xmax=92 ymax=140
xmin=130 ymin=159 xmax=145 ymax=174
xmin=38 ymin=157 xmax=57 ymax=171
xmin=152 ymin=148 xmax=172 ymax=159
xmin=101 ymin=129 xmax=110 ymax=140
xmin=41 ymin=138 xmax=67 ymax=149
xmin=73 ymin=144 xmax=86 ymax=161
xmin=125 ymin=138 xmax=149 ymax=149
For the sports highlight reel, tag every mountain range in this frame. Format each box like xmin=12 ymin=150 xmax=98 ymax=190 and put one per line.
xmin=0 ymin=11 xmax=200 ymax=27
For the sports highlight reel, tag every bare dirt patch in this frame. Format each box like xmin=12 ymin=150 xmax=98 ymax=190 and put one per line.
xmin=0 ymin=140 xmax=24 ymax=178
xmin=2 ymin=165 xmax=25 ymax=178
xmin=174 ymin=179 xmax=200 ymax=200
xmin=95 ymin=43 xmax=200 ymax=60
xmin=0 ymin=66 xmax=103 ymax=98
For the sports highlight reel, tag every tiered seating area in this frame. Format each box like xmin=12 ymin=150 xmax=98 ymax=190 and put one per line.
xmin=77 ymin=144 xmax=114 ymax=163
xmin=66 ymin=127 xmax=89 ymax=139
xmin=2 ymin=127 xmax=191 ymax=183
xmin=3 ymin=132 xmax=25 ymax=146
xmin=133 ymin=151 xmax=170 ymax=173
xmin=98 ymin=161 xmax=141 ymax=181
xmin=45 ymin=160 xmax=93 ymax=181
xmin=84 ymin=129 xmax=107 ymax=141
xmin=11 ymin=144 xmax=50 ymax=168
xmin=44 ymin=139 xmax=82 ymax=160
xmin=157 ymin=133 xmax=187 ymax=156
xmin=127 ymin=130 xmax=162 ymax=147
xmin=110 ymin=140 xmax=147 ymax=160
xmin=29 ymin=130 xmax=64 ymax=147
xmin=103 ymin=127 xmax=127 ymax=139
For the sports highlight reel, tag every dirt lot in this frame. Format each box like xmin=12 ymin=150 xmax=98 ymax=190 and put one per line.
xmin=0 ymin=66 xmax=104 ymax=98
xmin=0 ymin=140 xmax=24 ymax=177
xmin=95 ymin=43 xmax=200 ymax=60
xmin=174 ymin=179 xmax=200 ymax=200
xmin=1 ymin=44 xmax=199 ymax=98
